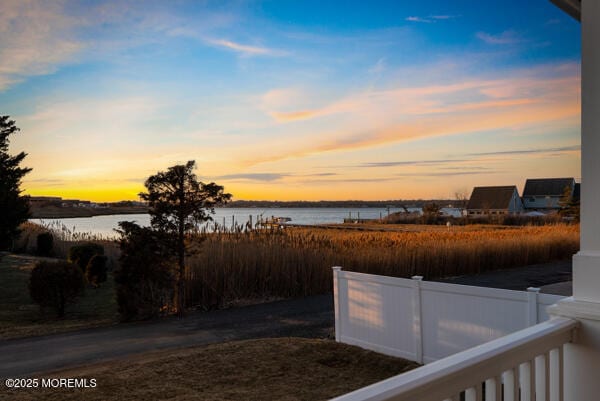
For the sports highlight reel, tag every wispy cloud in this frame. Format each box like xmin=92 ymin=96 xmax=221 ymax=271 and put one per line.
xmin=203 ymin=37 xmax=286 ymax=57
xmin=406 ymin=15 xmax=459 ymax=23
xmin=214 ymin=173 xmax=289 ymax=182
xmin=369 ymin=57 xmax=387 ymax=74
xmin=430 ymin=15 xmax=458 ymax=20
xmin=466 ymin=145 xmax=580 ymax=157
xmin=476 ymin=30 xmax=522 ymax=45
xmin=270 ymin=110 xmax=319 ymax=122
xmin=0 ymin=1 xmax=85 ymax=91
xmin=359 ymin=159 xmax=467 ymax=168
xmin=247 ymin=62 xmax=579 ymax=166
xmin=214 ymin=172 xmax=338 ymax=182
xmin=406 ymin=16 xmax=432 ymax=23
xmin=167 ymin=25 xmax=285 ymax=57
xmin=396 ymin=171 xmax=499 ymax=177
xmin=357 ymin=145 xmax=580 ymax=170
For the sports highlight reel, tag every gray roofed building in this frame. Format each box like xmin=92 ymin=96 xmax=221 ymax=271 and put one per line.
xmin=522 ymin=177 xmax=575 ymax=210
xmin=466 ymin=186 xmax=523 ymax=216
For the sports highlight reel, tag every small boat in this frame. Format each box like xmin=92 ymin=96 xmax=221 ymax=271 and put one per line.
xmin=260 ymin=216 xmax=292 ymax=228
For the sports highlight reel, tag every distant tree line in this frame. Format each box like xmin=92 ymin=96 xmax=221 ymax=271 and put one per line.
xmin=225 ymin=199 xmax=458 ymax=209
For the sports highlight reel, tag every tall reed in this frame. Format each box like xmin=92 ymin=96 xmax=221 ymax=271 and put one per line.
xmin=17 ymin=221 xmax=120 ymax=270
xmin=185 ymin=224 xmax=579 ymax=309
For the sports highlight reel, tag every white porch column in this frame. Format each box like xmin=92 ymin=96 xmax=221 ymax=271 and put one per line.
xmin=549 ymin=1 xmax=600 ymax=400
xmin=573 ymin=0 xmax=600 ymax=303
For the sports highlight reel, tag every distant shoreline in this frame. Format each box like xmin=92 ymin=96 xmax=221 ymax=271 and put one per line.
xmin=29 ymin=199 xmax=460 ymax=219
xmin=30 ymin=206 xmax=149 ymax=219
xmin=223 ymin=199 xmax=456 ymax=208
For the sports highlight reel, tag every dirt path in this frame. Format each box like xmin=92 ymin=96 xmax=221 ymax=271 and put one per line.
xmin=0 ymin=294 xmax=334 ymax=378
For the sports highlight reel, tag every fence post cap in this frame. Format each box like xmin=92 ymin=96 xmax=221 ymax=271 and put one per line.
xmin=411 ymin=275 xmax=423 ymax=281
xmin=332 ymin=266 xmax=343 ymax=271
xmin=527 ymin=287 xmax=541 ymax=293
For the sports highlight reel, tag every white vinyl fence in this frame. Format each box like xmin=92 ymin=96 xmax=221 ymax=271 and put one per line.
xmin=332 ymin=267 xmax=564 ymax=364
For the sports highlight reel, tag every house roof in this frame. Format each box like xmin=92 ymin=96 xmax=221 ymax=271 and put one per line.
xmin=550 ymin=0 xmax=581 ymax=21
xmin=467 ymin=186 xmax=518 ymax=210
xmin=523 ymin=178 xmax=575 ymax=197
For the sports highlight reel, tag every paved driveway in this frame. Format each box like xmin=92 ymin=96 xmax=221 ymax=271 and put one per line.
xmin=0 ymin=294 xmax=334 ymax=378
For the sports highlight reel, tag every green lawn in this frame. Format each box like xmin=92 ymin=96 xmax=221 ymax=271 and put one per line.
xmin=0 ymin=253 xmax=118 ymax=340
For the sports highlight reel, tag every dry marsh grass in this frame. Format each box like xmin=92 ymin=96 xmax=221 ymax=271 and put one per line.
xmin=16 ymin=221 xmax=580 ymax=313
xmin=16 ymin=221 xmax=120 ymax=269
xmin=186 ymin=224 xmax=579 ymax=309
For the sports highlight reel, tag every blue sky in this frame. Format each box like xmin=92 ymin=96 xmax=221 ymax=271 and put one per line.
xmin=0 ymin=0 xmax=581 ymax=201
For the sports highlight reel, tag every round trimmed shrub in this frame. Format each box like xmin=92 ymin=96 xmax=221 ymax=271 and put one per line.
xmin=68 ymin=242 xmax=104 ymax=271
xmin=29 ymin=261 xmax=85 ymax=317
xmin=86 ymin=254 xmax=108 ymax=288
xmin=36 ymin=232 xmax=54 ymax=256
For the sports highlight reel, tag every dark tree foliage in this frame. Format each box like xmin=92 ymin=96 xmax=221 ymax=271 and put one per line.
xmin=68 ymin=242 xmax=104 ymax=271
xmin=85 ymin=254 xmax=108 ymax=288
xmin=559 ymin=185 xmax=580 ymax=222
xmin=422 ymin=202 xmax=442 ymax=224
xmin=0 ymin=116 xmax=32 ymax=250
xmin=29 ymin=261 xmax=85 ymax=317
xmin=115 ymin=221 xmax=175 ymax=321
xmin=139 ymin=160 xmax=231 ymax=315
xmin=36 ymin=232 xmax=54 ymax=256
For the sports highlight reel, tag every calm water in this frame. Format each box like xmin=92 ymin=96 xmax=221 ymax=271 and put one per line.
xmin=31 ymin=207 xmax=421 ymax=238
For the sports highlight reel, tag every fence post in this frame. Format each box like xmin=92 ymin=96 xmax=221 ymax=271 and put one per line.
xmin=412 ymin=275 xmax=424 ymax=364
xmin=527 ymin=287 xmax=541 ymax=325
xmin=333 ymin=267 xmax=343 ymax=342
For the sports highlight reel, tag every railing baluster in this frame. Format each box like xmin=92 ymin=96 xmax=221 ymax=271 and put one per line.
xmin=549 ymin=348 xmax=560 ymax=401
xmin=513 ymin=367 xmax=520 ymax=401
xmin=502 ymin=370 xmax=510 ymax=401
xmin=534 ymin=354 xmax=548 ymax=401
xmin=486 ymin=378 xmax=496 ymax=401
xmin=548 ymin=348 xmax=560 ymax=401
xmin=520 ymin=361 xmax=532 ymax=401
xmin=558 ymin=346 xmax=564 ymax=401
xmin=465 ymin=386 xmax=480 ymax=401
xmin=530 ymin=358 xmax=536 ymax=401
xmin=503 ymin=369 xmax=518 ymax=401
xmin=496 ymin=375 xmax=503 ymax=401
xmin=544 ymin=352 xmax=550 ymax=401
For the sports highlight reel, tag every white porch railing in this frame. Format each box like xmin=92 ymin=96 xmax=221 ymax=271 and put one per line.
xmin=331 ymin=317 xmax=577 ymax=401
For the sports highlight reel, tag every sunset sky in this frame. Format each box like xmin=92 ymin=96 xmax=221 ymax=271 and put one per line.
xmin=0 ymin=0 xmax=581 ymax=202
